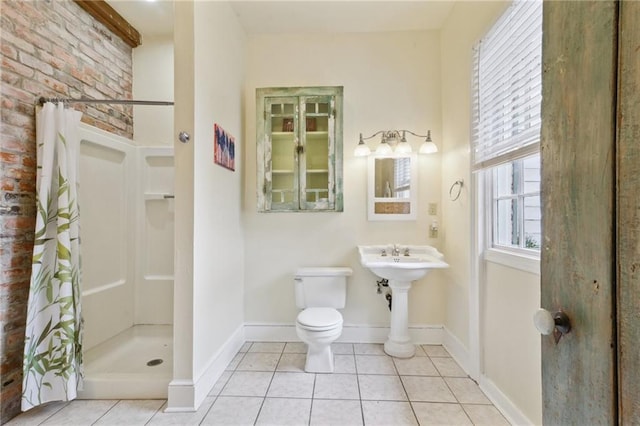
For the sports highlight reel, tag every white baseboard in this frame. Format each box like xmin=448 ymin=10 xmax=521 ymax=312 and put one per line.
xmin=243 ymin=322 xmax=444 ymax=344
xmin=479 ymin=375 xmax=534 ymax=426
xmin=165 ymin=379 xmax=195 ymax=413
xmin=442 ymin=326 xmax=470 ymax=375
xmin=243 ymin=323 xmax=297 ymax=342
xmin=166 ymin=324 xmax=244 ymax=412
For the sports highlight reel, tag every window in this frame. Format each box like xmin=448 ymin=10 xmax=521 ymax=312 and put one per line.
xmin=393 ymin=157 xmax=411 ymax=199
xmin=493 ymin=154 xmax=541 ymax=251
xmin=472 ymin=0 xmax=543 ymax=256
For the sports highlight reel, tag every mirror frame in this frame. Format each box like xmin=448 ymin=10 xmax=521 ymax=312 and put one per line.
xmin=367 ymin=153 xmax=417 ymax=221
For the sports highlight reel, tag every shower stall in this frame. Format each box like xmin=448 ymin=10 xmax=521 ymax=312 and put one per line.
xmin=75 ymin=122 xmax=175 ymax=399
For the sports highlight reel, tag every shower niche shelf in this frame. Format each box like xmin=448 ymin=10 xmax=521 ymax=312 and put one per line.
xmin=144 ymin=193 xmax=174 ymax=200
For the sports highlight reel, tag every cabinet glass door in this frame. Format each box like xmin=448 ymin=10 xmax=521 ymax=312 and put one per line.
xmin=301 ymin=96 xmax=333 ymax=210
xmin=266 ymin=97 xmax=298 ymax=210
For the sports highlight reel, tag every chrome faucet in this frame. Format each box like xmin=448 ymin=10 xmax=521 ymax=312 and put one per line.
xmin=381 ymin=248 xmax=387 ymax=256
xmin=392 ymin=244 xmax=400 ymax=257
xmin=404 ymin=247 xmax=410 ymax=256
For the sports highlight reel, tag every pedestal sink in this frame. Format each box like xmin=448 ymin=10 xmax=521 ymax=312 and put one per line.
xmin=358 ymin=245 xmax=449 ymax=358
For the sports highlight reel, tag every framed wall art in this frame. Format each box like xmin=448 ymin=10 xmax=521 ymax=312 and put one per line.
xmin=214 ymin=123 xmax=235 ymax=171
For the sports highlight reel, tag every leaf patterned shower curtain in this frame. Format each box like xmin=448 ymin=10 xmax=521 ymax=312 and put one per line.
xmin=22 ymin=102 xmax=84 ymax=411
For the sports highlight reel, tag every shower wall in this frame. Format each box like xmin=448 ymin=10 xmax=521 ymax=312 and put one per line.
xmin=79 ymin=124 xmax=174 ymax=351
xmin=136 ymin=148 xmax=174 ymax=325
xmin=79 ymin=125 xmax=136 ymax=350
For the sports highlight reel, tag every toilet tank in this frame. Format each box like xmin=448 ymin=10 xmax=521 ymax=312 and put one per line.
xmin=294 ymin=267 xmax=352 ymax=309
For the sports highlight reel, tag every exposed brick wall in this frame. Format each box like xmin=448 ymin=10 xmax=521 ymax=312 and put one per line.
xmin=0 ymin=1 xmax=133 ymax=422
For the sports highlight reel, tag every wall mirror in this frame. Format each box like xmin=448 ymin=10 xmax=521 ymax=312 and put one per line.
xmin=367 ymin=153 xmax=417 ymax=220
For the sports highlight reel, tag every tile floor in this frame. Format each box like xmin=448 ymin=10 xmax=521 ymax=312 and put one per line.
xmin=8 ymin=342 xmax=511 ymax=426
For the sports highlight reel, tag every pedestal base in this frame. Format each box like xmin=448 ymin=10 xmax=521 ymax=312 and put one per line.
xmin=384 ymin=339 xmax=416 ymax=358
xmin=384 ymin=279 xmax=416 ymax=358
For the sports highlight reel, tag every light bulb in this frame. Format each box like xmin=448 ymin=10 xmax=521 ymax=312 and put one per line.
xmin=354 ymin=143 xmax=371 ymax=157
xmin=419 ymin=131 xmax=437 ymax=154
xmin=419 ymin=141 xmax=438 ymax=154
xmin=375 ymin=140 xmax=393 ymax=156
xmin=395 ymin=132 xmax=412 ymax=154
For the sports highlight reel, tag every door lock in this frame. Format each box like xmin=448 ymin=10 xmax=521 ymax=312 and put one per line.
xmin=534 ymin=308 xmax=572 ymax=344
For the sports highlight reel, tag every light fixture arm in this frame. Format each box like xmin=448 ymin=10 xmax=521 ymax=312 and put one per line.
xmin=398 ymin=130 xmax=431 ymax=139
xmin=361 ymin=129 xmax=431 ymax=140
xmin=360 ymin=130 xmax=390 ymax=141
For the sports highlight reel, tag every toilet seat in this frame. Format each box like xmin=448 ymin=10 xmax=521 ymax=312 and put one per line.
xmin=297 ymin=307 xmax=342 ymax=330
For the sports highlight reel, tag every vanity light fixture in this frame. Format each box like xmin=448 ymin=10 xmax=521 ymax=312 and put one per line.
xmin=354 ymin=130 xmax=437 ymax=156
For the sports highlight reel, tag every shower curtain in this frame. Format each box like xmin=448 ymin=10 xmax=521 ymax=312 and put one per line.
xmin=22 ymin=102 xmax=84 ymax=411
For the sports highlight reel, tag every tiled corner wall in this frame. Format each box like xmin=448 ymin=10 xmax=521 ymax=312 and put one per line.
xmin=0 ymin=1 xmax=133 ymax=422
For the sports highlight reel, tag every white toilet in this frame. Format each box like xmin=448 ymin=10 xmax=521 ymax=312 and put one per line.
xmin=294 ymin=267 xmax=352 ymax=373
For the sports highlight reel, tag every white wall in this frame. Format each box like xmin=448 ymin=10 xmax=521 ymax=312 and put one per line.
xmin=133 ymin=36 xmax=174 ymax=147
xmin=170 ymin=0 xmax=246 ymax=410
xmin=171 ymin=0 xmax=195 ymax=406
xmin=440 ymin=0 xmax=507 ymax=353
xmin=243 ymin=31 xmax=445 ymax=334
xmin=441 ymin=2 xmax=542 ymax=424
xmin=192 ymin=0 xmax=245 ymax=379
xmin=484 ymin=262 xmax=541 ymax=424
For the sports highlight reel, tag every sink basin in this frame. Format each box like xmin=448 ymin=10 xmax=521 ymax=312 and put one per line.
xmin=358 ymin=245 xmax=448 ymax=281
xmin=358 ymin=244 xmax=448 ymax=358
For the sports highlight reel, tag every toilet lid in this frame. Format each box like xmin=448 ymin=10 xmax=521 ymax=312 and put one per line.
xmin=297 ymin=307 xmax=342 ymax=329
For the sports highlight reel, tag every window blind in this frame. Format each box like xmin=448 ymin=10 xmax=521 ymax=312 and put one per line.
xmin=394 ymin=157 xmax=411 ymax=198
xmin=471 ymin=0 xmax=543 ymax=171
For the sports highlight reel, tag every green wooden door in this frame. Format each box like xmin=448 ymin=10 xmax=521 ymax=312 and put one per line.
xmin=541 ymin=0 xmax=640 ymax=423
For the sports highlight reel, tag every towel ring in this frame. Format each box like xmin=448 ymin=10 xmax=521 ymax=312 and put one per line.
xmin=449 ymin=179 xmax=464 ymax=201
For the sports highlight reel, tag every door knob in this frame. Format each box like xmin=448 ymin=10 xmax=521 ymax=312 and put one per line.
xmin=534 ymin=308 xmax=571 ymax=344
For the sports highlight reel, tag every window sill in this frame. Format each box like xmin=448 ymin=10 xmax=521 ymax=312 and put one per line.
xmin=484 ymin=248 xmax=540 ymax=275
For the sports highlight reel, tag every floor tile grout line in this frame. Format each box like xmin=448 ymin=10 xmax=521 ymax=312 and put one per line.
xmin=144 ymin=400 xmax=167 ymax=426
xmin=460 ymin=403 xmax=485 ymax=426
xmin=391 ymin=354 xmax=421 ymax=425
xmin=90 ymin=400 xmax=120 ymax=425
xmin=32 ymin=400 xmax=70 ymax=425
xmin=215 ymin=369 xmax=234 ymax=395
xmin=308 ymin=373 xmax=317 ymax=426
xmin=198 ymin=394 xmax=219 ymax=425
xmin=351 ymin=345 xmax=367 ymax=426
xmin=251 ymin=361 xmax=278 ymax=425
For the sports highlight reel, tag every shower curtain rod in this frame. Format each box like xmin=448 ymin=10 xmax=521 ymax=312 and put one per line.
xmin=38 ymin=96 xmax=174 ymax=106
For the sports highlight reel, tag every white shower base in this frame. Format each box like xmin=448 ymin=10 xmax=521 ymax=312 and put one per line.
xmin=78 ymin=325 xmax=172 ymax=400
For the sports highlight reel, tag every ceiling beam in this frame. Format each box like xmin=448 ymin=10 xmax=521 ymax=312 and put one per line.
xmin=74 ymin=0 xmax=141 ymax=48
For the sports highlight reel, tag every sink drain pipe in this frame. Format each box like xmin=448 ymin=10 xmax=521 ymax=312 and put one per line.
xmin=376 ymin=279 xmax=392 ymax=311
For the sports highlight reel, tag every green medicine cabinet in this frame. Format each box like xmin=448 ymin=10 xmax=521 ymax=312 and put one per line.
xmin=256 ymin=86 xmax=344 ymax=212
